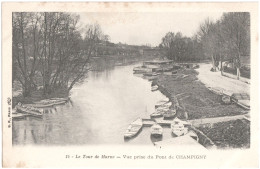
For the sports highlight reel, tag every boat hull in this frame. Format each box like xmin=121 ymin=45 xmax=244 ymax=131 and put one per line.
xmin=150 ymin=124 xmax=163 ymax=137
xmin=124 ymin=118 xmax=143 ymax=139
xmin=150 ymin=113 xmax=163 ymax=118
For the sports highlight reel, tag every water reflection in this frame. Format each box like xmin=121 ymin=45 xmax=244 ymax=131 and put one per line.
xmin=12 ymin=60 xmax=169 ymax=145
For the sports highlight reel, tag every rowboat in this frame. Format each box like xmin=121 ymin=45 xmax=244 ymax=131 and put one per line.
xmin=50 ymin=97 xmax=70 ymax=101
xmin=15 ymin=104 xmax=43 ymax=118
xmin=163 ymin=109 xmax=176 ymax=119
xmin=142 ymin=118 xmax=155 ymax=127
xmin=124 ymin=118 xmax=143 ymax=138
xmin=33 ymin=99 xmax=67 ymax=107
xmin=12 ymin=112 xmax=29 ymax=119
xmin=133 ymin=66 xmax=152 ymax=74
xmin=222 ymin=95 xmax=231 ymax=104
xmin=155 ymin=101 xmax=172 ymax=108
xmin=150 ymin=123 xmax=163 ymax=137
xmin=156 ymin=106 xmax=169 ymax=113
xmin=237 ymin=100 xmax=250 ymax=110
xmin=187 ymin=130 xmax=199 ymax=142
xmin=231 ymin=93 xmax=250 ymax=110
xmin=144 ymin=72 xmax=158 ymax=76
xmin=171 ymin=118 xmax=188 ymax=137
xmin=143 ymin=76 xmax=157 ymax=81
xmin=208 ymin=87 xmax=223 ymax=95
xmin=193 ymin=65 xmax=200 ymax=69
xmin=231 ymin=93 xmax=250 ymax=102
xmin=25 ymin=98 xmax=68 ymax=108
xmin=150 ymin=110 xmax=164 ymax=118
xmin=151 ymin=85 xmax=158 ymax=91
xmin=145 ymin=72 xmax=158 ymax=76
xmin=156 ymin=98 xmax=170 ymax=105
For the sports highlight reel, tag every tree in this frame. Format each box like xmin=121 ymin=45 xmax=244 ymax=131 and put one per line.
xmin=220 ymin=12 xmax=250 ymax=79
xmin=12 ymin=12 xmax=43 ymax=96
xmin=13 ymin=12 xmax=108 ymax=97
xmin=197 ymin=18 xmax=221 ymax=70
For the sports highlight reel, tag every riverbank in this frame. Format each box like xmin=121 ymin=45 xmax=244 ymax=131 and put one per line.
xmin=12 ymin=55 xmax=154 ymax=108
xmin=12 ymin=82 xmax=69 ymax=108
xmin=152 ymin=63 xmax=250 ymax=149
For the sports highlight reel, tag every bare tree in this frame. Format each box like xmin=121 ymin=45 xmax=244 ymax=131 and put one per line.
xmin=12 ymin=12 xmax=43 ymax=96
xmin=13 ymin=12 xmax=107 ymax=98
xmin=220 ymin=12 xmax=250 ymax=79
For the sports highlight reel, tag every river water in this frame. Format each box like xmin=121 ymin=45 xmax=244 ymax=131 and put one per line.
xmin=12 ymin=62 xmax=173 ymax=145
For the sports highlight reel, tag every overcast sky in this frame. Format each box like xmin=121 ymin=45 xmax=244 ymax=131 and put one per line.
xmin=78 ymin=12 xmax=223 ymax=46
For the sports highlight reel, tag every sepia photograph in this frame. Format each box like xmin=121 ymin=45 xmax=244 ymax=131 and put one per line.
xmin=2 ymin=2 xmax=259 ymax=168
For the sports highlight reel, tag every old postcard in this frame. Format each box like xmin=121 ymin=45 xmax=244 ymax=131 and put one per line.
xmin=2 ymin=2 xmax=259 ymax=168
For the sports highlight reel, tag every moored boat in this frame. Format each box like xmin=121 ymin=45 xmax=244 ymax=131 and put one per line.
xmin=231 ymin=93 xmax=250 ymax=110
xmin=155 ymin=101 xmax=172 ymax=108
xmin=50 ymin=97 xmax=70 ymax=101
xmin=156 ymin=106 xmax=169 ymax=113
xmin=160 ymin=98 xmax=170 ymax=102
xmin=133 ymin=66 xmax=153 ymax=74
xmin=237 ymin=100 xmax=250 ymax=110
xmin=187 ymin=130 xmax=199 ymax=142
xmin=151 ymin=85 xmax=158 ymax=91
xmin=124 ymin=118 xmax=143 ymax=138
xmin=171 ymin=117 xmax=188 ymax=137
xmin=150 ymin=110 xmax=164 ymax=118
xmin=150 ymin=123 xmax=163 ymax=137
xmin=163 ymin=109 xmax=176 ymax=119
xmin=12 ymin=112 xmax=29 ymax=119
xmin=33 ymin=99 xmax=67 ymax=107
xmin=15 ymin=103 xmax=43 ymax=118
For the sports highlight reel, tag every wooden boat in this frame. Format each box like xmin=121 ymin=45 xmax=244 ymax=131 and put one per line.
xmin=222 ymin=95 xmax=231 ymax=104
xmin=231 ymin=93 xmax=250 ymax=103
xmin=143 ymin=76 xmax=157 ymax=81
xmin=133 ymin=66 xmax=152 ymax=74
xmin=150 ymin=123 xmax=163 ymax=137
xmin=26 ymin=98 xmax=67 ymax=108
xmin=34 ymin=99 xmax=67 ymax=105
xmin=12 ymin=112 xmax=29 ymax=119
xmin=156 ymin=106 xmax=169 ymax=113
xmin=50 ymin=97 xmax=70 ymax=101
xmin=15 ymin=104 xmax=43 ymax=118
xmin=237 ymin=100 xmax=250 ymax=110
xmin=155 ymin=101 xmax=171 ymax=108
xmin=163 ymin=109 xmax=176 ymax=119
xmin=193 ymin=65 xmax=200 ymax=69
xmin=208 ymin=87 xmax=223 ymax=95
xmin=155 ymin=98 xmax=170 ymax=104
xmin=161 ymin=98 xmax=170 ymax=102
xmin=171 ymin=118 xmax=188 ymax=137
xmin=142 ymin=118 xmax=155 ymax=127
xmin=162 ymin=67 xmax=174 ymax=72
xmin=156 ymin=105 xmax=169 ymax=111
xmin=155 ymin=100 xmax=169 ymax=107
xmin=124 ymin=118 xmax=143 ymax=138
xmin=144 ymin=72 xmax=158 ymax=76
xmin=151 ymin=85 xmax=158 ymax=91
xmin=150 ymin=110 xmax=164 ymax=118
xmin=187 ymin=130 xmax=199 ymax=142
xmin=231 ymin=93 xmax=250 ymax=110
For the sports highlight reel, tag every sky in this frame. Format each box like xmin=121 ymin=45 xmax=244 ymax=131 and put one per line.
xmin=78 ymin=12 xmax=223 ymax=46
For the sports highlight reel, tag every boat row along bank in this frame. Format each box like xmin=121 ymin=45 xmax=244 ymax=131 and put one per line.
xmin=126 ymin=60 xmax=250 ymax=149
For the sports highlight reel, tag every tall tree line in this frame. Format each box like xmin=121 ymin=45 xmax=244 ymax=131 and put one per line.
xmin=12 ymin=12 xmax=106 ymax=97
xmin=160 ymin=12 xmax=250 ymax=79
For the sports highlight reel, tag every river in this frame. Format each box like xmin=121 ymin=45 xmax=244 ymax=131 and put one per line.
xmin=12 ymin=62 xmax=173 ymax=145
